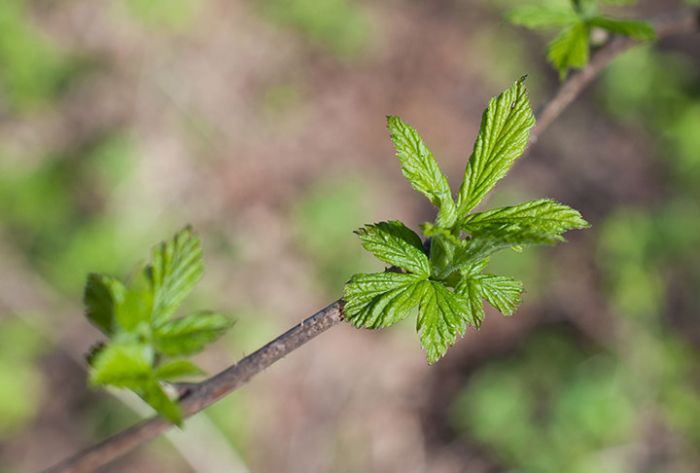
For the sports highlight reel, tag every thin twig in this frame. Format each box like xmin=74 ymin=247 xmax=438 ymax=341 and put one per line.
xmin=533 ymin=9 xmax=699 ymax=142
xmin=42 ymin=301 xmax=344 ymax=473
xmin=41 ymin=8 xmax=698 ymax=473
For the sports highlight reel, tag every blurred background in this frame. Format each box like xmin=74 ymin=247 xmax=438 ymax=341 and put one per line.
xmin=0 ymin=0 xmax=699 ymax=472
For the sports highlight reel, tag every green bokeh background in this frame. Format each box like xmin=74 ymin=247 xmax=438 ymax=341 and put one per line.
xmin=0 ymin=0 xmax=698 ymax=472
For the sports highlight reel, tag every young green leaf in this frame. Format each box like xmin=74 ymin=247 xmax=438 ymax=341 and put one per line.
xmin=474 ymin=275 xmax=523 ymax=316
xmin=454 ymin=277 xmax=486 ymax=327
xmin=355 ymin=221 xmax=430 ymax=276
xmin=154 ymin=360 xmax=205 ymax=381
xmin=84 ymin=273 xmax=126 ymax=335
xmin=148 ymin=226 xmax=204 ymax=325
xmin=547 ymin=21 xmax=590 ymax=78
xmin=344 ymin=272 xmax=426 ymax=328
xmin=456 ymin=77 xmax=536 ymax=215
xmin=508 ymin=5 xmax=578 ymax=28
xmin=154 ymin=311 xmax=233 ymax=356
xmin=589 ymin=16 xmax=656 ymax=40
xmin=461 ymin=258 xmax=490 ymax=277
xmin=115 ymin=275 xmax=154 ymax=332
xmin=460 ymin=199 xmax=590 ymax=237
xmin=138 ymin=380 xmax=183 ymax=426
xmin=387 ymin=116 xmax=457 ymax=227
xmin=84 ymin=226 xmax=232 ymax=425
xmin=448 ymin=224 xmax=560 ymax=277
xmin=417 ymin=282 xmax=472 ymax=364
xmin=89 ymin=342 xmax=153 ymax=388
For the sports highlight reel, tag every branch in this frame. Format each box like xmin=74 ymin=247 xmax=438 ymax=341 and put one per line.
xmin=532 ymin=8 xmax=699 ymax=142
xmin=42 ymin=301 xmax=344 ymax=473
xmin=41 ymin=9 xmax=698 ymax=473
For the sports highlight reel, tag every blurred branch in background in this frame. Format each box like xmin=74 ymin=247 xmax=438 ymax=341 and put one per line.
xmin=40 ymin=7 xmax=700 ymax=473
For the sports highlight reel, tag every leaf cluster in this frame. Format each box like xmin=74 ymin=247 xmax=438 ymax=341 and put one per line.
xmin=84 ymin=226 xmax=232 ymax=424
xmin=343 ymin=77 xmax=589 ymax=363
xmin=508 ymin=0 xmax=656 ymax=78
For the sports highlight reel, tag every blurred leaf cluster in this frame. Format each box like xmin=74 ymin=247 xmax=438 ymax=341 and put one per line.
xmin=86 ymin=227 xmax=233 ymax=425
xmin=508 ymin=0 xmax=655 ymax=78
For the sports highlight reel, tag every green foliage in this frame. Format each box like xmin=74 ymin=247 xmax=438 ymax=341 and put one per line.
xmin=508 ymin=5 xmax=579 ymax=28
xmin=344 ymin=78 xmax=589 ymax=363
xmin=461 ymin=199 xmax=589 ymax=236
xmin=508 ymin=0 xmax=655 ymax=78
xmin=547 ymin=21 xmax=590 ymax=78
xmin=355 ymin=221 xmax=429 ymax=277
xmin=456 ymin=77 xmax=535 ymax=215
xmin=588 ymin=16 xmax=655 ymax=39
xmin=85 ymin=227 xmax=233 ymax=425
xmin=154 ymin=311 xmax=232 ymax=356
xmin=388 ymin=117 xmax=458 ymax=227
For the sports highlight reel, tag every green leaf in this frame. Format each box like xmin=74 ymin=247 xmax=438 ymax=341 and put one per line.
xmin=589 ymin=16 xmax=656 ymax=40
xmin=138 ymin=379 xmax=183 ymax=426
xmin=89 ymin=342 xmax=153 ymax=388
xmin=344 ymin=272 xmax=426 ymax=328
xmin=84 ymin=273 xmax=126 ymax=335
xmin=417 ymin=282 xmax=473 ymax=364
xmin=147 ymin=226 xmax=204 ymax=325
xmin=387 ymin=116 xmax=457 ymax=227
xmin=438 ymin=224 xmax=558 ymax=279
xmin=355 ymin=221 xmax=430 ymax=276
xmin=462 ymin=258 xmax=491 ymax=277
xmin=456 ymin=78 xmax=535 ymax=215
xmin=115 ymin=274 xmax=154 ymax=332
xmin=460 ymin=199 xmax=590 ymax=237
xmin=154 ymin=360 xmax=205 ymax=381
xmin=85 ymin=342 xmax=105 ymax=366
xmin=508 ymin=5 xmax=578 ymax=28
xmin=154 ymin=311 xmax=233 ymax=356
xmin=474 ymin=275 xmax=523 ymax=316
xmin=454 ymin=277 xmax=486 ymax=327
xmin=547 ymin=21 xmax=590 ymax=78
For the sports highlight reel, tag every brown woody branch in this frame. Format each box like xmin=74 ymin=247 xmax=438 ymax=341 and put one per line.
xmin=41 ymin=9 xmax=699 ymax=473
